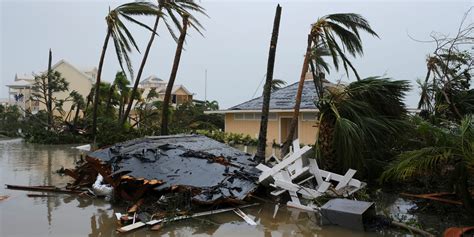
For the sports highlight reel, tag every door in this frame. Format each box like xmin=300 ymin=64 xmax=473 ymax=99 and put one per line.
xmin=280 ymin=117 xmax=298 ymax=143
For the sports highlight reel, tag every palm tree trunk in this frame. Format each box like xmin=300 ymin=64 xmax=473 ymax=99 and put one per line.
xmin=47 ymin=49 xmax=53 ymax=129
xmin=318 ymin=114 xmax=337 ymax=171
xmin=282 ymin=34 xmax=312 ymax=155
xmin=417 ymin=68 xmax=431 ymax=109
xmin=92 ymin=29 xmax=112 ymax=148
xmin=105 ymin=84 xmax=115 ymax=114
xmin=121 ymin=14 xmax=161 ymax=125
xmin=73 ymin=105 xmax=80 ymax=128
xmin=161 ymin=15 xmax=189 ymax=135
xmin=256 ymin=4 xmax=282 ymax=161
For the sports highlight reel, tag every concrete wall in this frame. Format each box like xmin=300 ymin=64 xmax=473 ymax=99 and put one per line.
xmin=224 ymin=111 xmax=319 ymax=145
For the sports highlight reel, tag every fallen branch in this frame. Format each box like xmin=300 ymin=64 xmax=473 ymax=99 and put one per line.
xmin=5 ymin=184 xmax=83 ymax=194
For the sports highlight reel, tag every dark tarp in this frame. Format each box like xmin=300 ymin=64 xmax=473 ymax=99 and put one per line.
xmin=87 ymin=135 xmax=261 ymax=203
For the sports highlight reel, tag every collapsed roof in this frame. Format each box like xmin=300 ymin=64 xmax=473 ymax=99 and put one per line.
xmin=87 ymin=134 xmax=261 ymax=203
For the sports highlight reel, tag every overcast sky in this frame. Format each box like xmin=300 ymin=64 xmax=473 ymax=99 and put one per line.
xmin=1 ymin=0 xmax=472 ymax=109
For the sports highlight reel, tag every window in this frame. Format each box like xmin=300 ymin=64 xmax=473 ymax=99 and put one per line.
xmin=234 ymin=112 xmax=277 ymax=121
xmin=268 ymin=113 xmax=277 ymax=120
xmin=302 ymin=112 xmax=318 ymax=121
xmin=234 ymin=113 xmax=244 ymax=120
xmin=244 ymin=113 xmax=255 ymax=120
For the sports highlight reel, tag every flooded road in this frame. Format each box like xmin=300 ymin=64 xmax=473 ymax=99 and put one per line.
xmin=1 ymin=138 xmax=409 ymax=236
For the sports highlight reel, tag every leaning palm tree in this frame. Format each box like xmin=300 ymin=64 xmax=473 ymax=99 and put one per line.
xmin=91 ymin=2 xmax=160 ymax=147
xmin=120 ymin=0 xmax=206 ymax=125
xmin=282 ymin=13 xmax=378 ymax=155
xmin=317 ymin=77 xmax=410 ymax=173
xmin=161 ymin=15 xmax=190 ymax=135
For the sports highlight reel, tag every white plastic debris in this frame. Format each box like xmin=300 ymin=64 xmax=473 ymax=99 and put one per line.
xmin=92 ymin=174 xmax=113 ymax=199
xmin=73 ymin=144 xmax=91 ymax=152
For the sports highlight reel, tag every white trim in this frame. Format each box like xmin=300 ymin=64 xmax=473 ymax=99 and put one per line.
xmin=205 ymin=108 xmax=319 ymax=114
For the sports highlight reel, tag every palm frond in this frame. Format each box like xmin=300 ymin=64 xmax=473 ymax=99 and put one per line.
xmin=325 ymin=13 xmax=378 ymax=38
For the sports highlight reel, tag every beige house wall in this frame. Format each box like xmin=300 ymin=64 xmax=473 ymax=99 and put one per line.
xmin=224 ymin=111 xmax=319 ymax=145
xmin=49 ymin=63 xmax=93 ymax=119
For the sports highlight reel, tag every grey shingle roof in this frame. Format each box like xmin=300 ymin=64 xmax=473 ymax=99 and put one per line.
xmin=228 ymin=80 xmax=318 ymax=111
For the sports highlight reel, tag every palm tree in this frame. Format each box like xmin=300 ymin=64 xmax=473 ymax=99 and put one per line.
xmin=316 ymin=77 xmax=410 ymax=173
xmin=282 ymin=13 xmax=378 ymax=155
xmin=204 ymin=100 xmax=219 ymax=111
xmin=271 ymin=79 xmax=286 ymax=92
xmin=381 ymin=115 xmax=474 ymax=212
xmin=256 ymin=4 xmax=282 ymax=161
xmin=91 ymin=2 xmax=160 ymax=147
xmin=160 ymin=15 xmax=190 ymax=135
xmin=121 ymin=0 xmax=206 ymax=125
xmin=70 ymin=91 xmax=85 ymax=128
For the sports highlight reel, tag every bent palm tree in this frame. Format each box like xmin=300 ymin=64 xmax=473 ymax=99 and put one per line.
xmin=282 ymin=13 xmax=378 ymax=155
xmin=318 ymin=77 xmax=410 ymax=172
xmin=121 ymin=0 xmax=206 ymax=125
xmin=91 ymin=2 xmax=160 ymax=147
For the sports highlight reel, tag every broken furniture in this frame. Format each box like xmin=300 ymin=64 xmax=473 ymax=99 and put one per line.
xmin=256 ymin=139 xmax=366 ymax=211
xmin=320 ymin=198 xmax=375 ymax=231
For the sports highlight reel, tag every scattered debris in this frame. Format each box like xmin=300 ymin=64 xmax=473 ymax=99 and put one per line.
xmin=117 ymin=203 xmax=259 ymax=233
xmin=233 ymin=208 xmax=257 ymax=225
xmin=257 ymin=139 xmax=365 ymax=211
xmin=400 ymin=192 xmax=463 ymax=205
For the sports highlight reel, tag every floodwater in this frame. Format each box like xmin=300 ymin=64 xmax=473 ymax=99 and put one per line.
xmin=1 ymin=138 xmax=412 ymax=237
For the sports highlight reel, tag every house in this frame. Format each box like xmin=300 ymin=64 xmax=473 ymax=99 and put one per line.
xmin=207 ymin=73 xmax=329 ymax=145
xmin=6 ymin=60 xmax=95 ymax=117
xmin=138 ymin=75 xmax=193 ymax=105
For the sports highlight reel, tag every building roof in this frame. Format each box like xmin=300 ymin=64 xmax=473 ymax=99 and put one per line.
xmin=6 ymin=79 xmax=33 ymax=88
xmin=141 ymin=75 xmax=164 ymax=83
xmin=227 ymin=80 xmax=321 ymax=112
xmin=9 ymin=59 xmax=96 ymax=88
xmin=15 ymin=73 xmax=34 ymax=81
xmin=157 ymin=84 xmax=192 ymax=95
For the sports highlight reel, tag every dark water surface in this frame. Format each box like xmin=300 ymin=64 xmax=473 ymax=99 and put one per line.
xmin=1 ymin=138 xmax=412 ymax=237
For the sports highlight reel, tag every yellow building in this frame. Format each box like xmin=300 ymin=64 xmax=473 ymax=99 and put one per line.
xmin=6 ymin=60 xmax=95 ymax=117
xmin=208 ymin=77 xmax=326 ymax=145
xmin=138 ymin=75 xmax=193 ymax=105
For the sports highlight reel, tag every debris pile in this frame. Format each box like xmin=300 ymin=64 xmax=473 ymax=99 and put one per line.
xmin=256 ymin=139 xmax=366 ymax=212
xmin=62 ymin=135 xmax=262 ymax=231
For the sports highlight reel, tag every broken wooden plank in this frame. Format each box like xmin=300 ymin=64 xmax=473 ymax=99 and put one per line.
xmin=0 ymin=195 xmax=9 ymax=201
xmin=127 ymin=198 xmax=144 ymax=213
xmin=233 ymin=208 xmax=257 ymax=225
xmin=117 ymin=222 xmax=146 ymax=233
xmin=335 ymin=169 xmax=357 ymax=190
xmin=258 ymin=146 xmax=311 ymax=182
xmin=5 ymin=184 xmax=83 ymax=194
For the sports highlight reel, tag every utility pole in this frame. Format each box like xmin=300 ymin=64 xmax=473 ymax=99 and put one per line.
xmin=204 ymin=69 xmax=207 ymax=102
